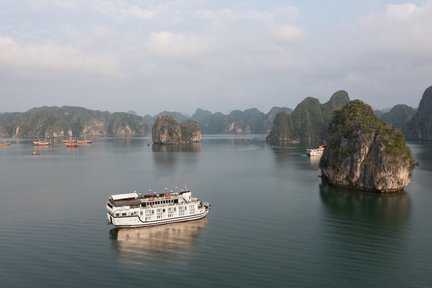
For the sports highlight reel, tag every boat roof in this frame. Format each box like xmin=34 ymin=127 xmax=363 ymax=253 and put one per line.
xmin=110 ymin=192 xmax=139 ymax=201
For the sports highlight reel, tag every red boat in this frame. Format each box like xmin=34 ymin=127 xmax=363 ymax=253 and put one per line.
xmin=64 ymin=140 xmax=78 ymax=148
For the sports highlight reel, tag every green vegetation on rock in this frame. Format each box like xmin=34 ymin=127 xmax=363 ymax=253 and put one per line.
xmin=320 ymin=100 xmax=415 ymax=192
xmin=152 ymin=115 xmax=201 ymax=144
xmin=378 ymin=104 xmax=416 ymax=129
xmin=0 ymin=106 xmax=146 ymax=137
xmin=267 ymin=90 xmax=350 ymax=145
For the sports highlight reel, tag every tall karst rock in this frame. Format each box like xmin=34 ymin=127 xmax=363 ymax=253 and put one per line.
xmin=266 ymin=90 xmax=350 ymax=145
xmin=152 ymin=115 xmax=201 ymax=144
xmin=403 ymin=86 xmax=432 ymax=140
xmin=320 ymin=100 xmax=415 ymax=192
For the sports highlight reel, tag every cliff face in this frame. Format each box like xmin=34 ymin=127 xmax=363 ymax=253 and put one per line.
xmin=266 ymin=90 xmax=350 ymax=145
xmin=152 ymin=116 xmax=201 ymax=144
xmin=320 ymin=100 xmax=415 ymax=192
xmin=403 ymin=86 xmax=432 ymax=140
xmin=265 ymin=112 xmax=297 ymax=144
xmin=180 ymin=120 xmax=202 ymax=144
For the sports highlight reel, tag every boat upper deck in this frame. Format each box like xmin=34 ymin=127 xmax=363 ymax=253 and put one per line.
xmin=108 ymin=190 xmax=194 ymax=208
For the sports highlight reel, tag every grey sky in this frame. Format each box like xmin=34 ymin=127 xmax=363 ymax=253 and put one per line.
xmin=0 ymin=0 xmax=431 ymax=115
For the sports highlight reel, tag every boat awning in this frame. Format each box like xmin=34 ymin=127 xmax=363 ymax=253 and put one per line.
xmin=110 ymin=192 xmax=139 ymax=201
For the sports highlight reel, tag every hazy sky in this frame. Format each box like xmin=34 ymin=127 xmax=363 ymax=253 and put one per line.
xmin=1 ymin=0 xmax=431 ymax=115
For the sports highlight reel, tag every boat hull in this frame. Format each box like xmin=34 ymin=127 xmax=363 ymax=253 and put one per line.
xmin=107 ymin=209 xmax=209 ymax=228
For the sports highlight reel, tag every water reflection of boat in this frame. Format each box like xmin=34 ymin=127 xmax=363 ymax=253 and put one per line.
xmin=110 ymin=218 xmax=208 ymax=260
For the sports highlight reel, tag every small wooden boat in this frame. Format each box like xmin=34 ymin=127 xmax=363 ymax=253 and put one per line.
xmin=0 ymin=142 xmax=11 ymax=147
xmin=33 ymin=140 xmax=51 ymax=146
xmin=64 ymin=140 xmax=78 ymax=148
xmin=77 ymin=139 xmax=92 ymax=144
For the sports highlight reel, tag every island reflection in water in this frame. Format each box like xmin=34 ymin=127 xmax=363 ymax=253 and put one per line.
xmin=110 ymin=218 xmax=208 ymax=264
xmin=318 ymin=184 xmax=411 ymax=279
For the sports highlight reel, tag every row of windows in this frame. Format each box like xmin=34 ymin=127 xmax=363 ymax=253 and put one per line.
xmin=141 ymin=199 xmax=178 ymax=207
xmin=115 ymin=205 xmax=197 ymax=217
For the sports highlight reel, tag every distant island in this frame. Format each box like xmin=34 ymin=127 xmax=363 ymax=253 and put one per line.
xmin=152 ymin=116 xmax=201 ymax=145
xmin=0 ymin=106 xmax=147 ymax=138
xmin=403 ymin=86 xmax=432 ymax=141
xmin=1 ymin=85 xmax=432 ymax=142
xmin=266 ymin=90 xmax=350 ymax=145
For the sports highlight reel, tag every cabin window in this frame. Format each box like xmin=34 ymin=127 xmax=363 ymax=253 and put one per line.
xmin=140 ymin=211 xmax=143 ymax=215
xmin=107 ymin=203 xmax=113 ymax=208
xmin=115 ymin=213 xmax=119 ymax=216
xmin=163 ymin=209 xmax=165 ymax=213
xmin=174 ymin=199 xmax=178 ymax=204
xmin=122 ymin=213 xmax=127 ymax=216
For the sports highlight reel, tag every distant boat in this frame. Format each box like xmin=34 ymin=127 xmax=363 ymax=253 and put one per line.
xmin=0 ymin=142 xmax=11 ymax=147
xmin=306 ymin=145 xmax=325 ymax=156
xmin=64 ymin=140 xmax=78 ymax=148
xmin=33 ymin=140 xmax=51 ymax=146
xmin=77 ymin=139 xmax=92 ymax=144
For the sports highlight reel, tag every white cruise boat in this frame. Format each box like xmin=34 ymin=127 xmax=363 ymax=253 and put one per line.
xmin=306 ymin=145 xmax=325 ymax=156
xmin=106 ymin=188 xmax=210 ymax=228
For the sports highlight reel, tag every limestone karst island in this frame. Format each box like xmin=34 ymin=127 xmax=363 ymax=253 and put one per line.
xmin=152 ymin=115 xmax=201 ymax=145
xmin=319 ymin=100 xmax=415 ymax=193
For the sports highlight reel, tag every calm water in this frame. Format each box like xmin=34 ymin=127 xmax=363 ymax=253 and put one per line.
xmin=1 ymin=136 xmax=432 ymax=287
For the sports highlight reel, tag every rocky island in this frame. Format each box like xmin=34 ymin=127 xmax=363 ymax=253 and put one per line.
xmin=152 ymin=116 xmax=201 ymax=144
xmin=320 ymin=100 xmax=415 ymax=192
xmin=266 ymin=90 xmax=350 ymax=145
xmin=0 ymin=106 xmax=147 ymax=137
xmin=403 ymin=86 xmax=432 ymax=140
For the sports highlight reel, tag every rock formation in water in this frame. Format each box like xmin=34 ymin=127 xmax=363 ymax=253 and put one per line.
xmin=403 ymin=86 xmax=432 ymax=140
xmin=320 ymin=100 xmax=415 ymax=192
xmin=0 ymin=106 xmax=147 ymax=138
xmin=379 ymin=104 xmax=416 ymax=129
xmin=152 ymin=116 xmax=201 ymax=144
xmin=266 ymin=90 xmax=350 ymax=145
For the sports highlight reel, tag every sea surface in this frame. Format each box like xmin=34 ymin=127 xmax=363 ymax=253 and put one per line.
xmin=1 ymin=135 xmax=432 ymax=288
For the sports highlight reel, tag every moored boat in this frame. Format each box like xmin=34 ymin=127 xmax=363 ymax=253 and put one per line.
xmin=306 ymin=145 xmax=325 ymax=156
xmin=0 ymin=142 xmax=11 ymax=147
xmin=106 ymin=187 xmax=210 ymax=228
xmin=77 ymin=139 xmax=92 ymax=144
xmin=64 ymin=140 xmax=78 ymax=147
xmin=33 ymin=140 xmax=51 ymax=146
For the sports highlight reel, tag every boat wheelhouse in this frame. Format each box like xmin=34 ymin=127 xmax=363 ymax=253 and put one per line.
xmin=106 ymin=188 xmax=210 ymax=228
